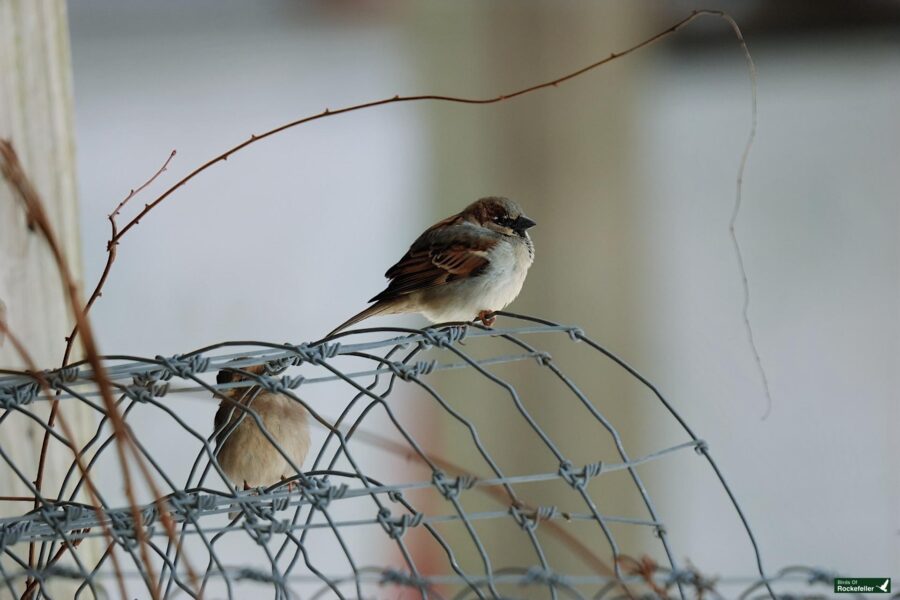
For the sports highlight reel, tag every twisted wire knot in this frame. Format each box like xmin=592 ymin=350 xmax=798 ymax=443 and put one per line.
xmin=387 ymin=359 xmax=436 ymax=381
xmin=155 ymin=354 xmax=210 ymax=380
xmin=559 ymin=461 xmax=603 ymax=490
xmin=132 ymin=370 xmax=164 ymax=387
xmin=693 ymin=439 xmax=709 ymax=455
xmin=534 ymin=351 xmax=553 ymax=366
xmin=263 ymin=357 xmax=293 ymax=374
xmin=0 ymin=521 xmax=31 ymax=552
xmin=124 ymin=379 xmax=169 ymax=403
xmin=420 ymin=325 xmax=468 ymax=348
xmin=142 ymin=505 xmax=159 ymax=525
xmin=242 ymin=515 xmax=289 ymax=543
xmin=377 ymin=508 xmax=422 ymax=539
xmin=522 ymin=566 xmax=565 ymax=587
xmin=256 ymin=374 xmax=305 ymax=394
xmin=509 ymin=505 xmax=557 ymax=531
xmin=566 ymin=327 xmax=585 ymax=341
xmin=300 ymin=478 xmax=347 ymax=510
xmin=123 ymin=386 xmax=153 ymax=403
xmin=380 ymin=569 xmax=429 ymax=589
xmin=269 ymin=494 xmax=291 ymax=512
xmin=267 ymin=519 xmax=291 ymax=534
xmin=234 ymin=568 xmax=283 ymax=583
xmin=236 ymin=492 xmax=275 ymax=520
xmin=432 ymin=471 xmax=476 ymax=501
xmin=665 ymin=568 xmax=699 ymax=586
xmin=43 ymin=366 xmax=80 ymax=388
xmin=284 ymin=342 xmax=339 ymax=365
xmin=168 ymin=491 xmax=216 ymax=515
xmin=0 ymin=381 xmax=40 ymax=408
xmin=39 ymin=504 xmax=87 ymax=530
xmin=108 ymin=509 xmax=153 ymax=548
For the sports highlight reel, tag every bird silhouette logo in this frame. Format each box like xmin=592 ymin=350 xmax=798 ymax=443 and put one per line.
xmin=877 ymin=579 xmax=890 ymax=593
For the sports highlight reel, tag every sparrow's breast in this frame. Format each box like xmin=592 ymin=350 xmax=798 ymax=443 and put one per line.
xmin=482 ymin=235 xmax=534 ymax=305
xmin=418 ymin=235 xmax=534 ymax=322
xmin=216 ymin=392 xmax=310 ymax=488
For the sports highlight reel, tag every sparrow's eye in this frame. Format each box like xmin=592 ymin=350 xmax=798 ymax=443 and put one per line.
xmin=493 ymin=215 xmax=514 ymax=227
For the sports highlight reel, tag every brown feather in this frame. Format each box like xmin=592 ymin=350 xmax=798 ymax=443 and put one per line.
xmin=371 ymin=224 xmax=495 ymax=303
xmin=328 ymin=197 xmax=532 ymax=336
xmin=326 ymin=300 xmax=398 ymax=337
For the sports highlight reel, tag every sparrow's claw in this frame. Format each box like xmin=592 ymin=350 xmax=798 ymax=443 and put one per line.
xmin=280 ymin=475 xmax=299 ymax=493
xmin=477 ymin=311 xmax=496 ymax=327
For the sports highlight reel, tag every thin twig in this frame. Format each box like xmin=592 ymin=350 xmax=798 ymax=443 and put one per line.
xmin=64 ymin=148 xmax=177 ymax=361
xmin=28 ymin=149 xmax=176 ymax=584
xmin=717 ymin=14 xmax=773 ymax=419
xmin=0 ymin=141 xmax=161 ymax=598
xmin=110 ymin=9 xmax=735 ymax=246
xmin=618 ymin=556 xmax=670 ymax=599
xmin=1 ymin=9 xmax=765 ymax=597
xmin=0 ymin=319 xmax=128 ymax=600
xmin=101 ymin=12 xmax=767 ymax=418
xmin=3 ymin=144 xmax=200 ymax=599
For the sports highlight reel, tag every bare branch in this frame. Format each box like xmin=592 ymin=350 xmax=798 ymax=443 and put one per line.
xmin=1 ymin=140 xmax=163 ymax=598
xmin=110 ymin=9 xmax=734 ymax=245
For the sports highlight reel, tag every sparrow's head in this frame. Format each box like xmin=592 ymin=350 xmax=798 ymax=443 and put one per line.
xmin=464 ymin=196 xmax=537 ymax=237
xmin=216 ymin=362 xmax=266 ymax=386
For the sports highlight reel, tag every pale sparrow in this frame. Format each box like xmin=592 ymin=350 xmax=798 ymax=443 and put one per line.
xmin=328 ymin=196 xmax=536 ymax=336
xmin=213 ymin=363 xmax=310 ymax=501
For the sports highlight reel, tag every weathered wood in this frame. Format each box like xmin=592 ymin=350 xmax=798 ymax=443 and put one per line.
xmin=413 ymin=1 xmax=644 ymax=579
xmin=0 ymin=0 xmax=80 ymax=364
xmin=0 ymin=0 xmax=98 ymax=596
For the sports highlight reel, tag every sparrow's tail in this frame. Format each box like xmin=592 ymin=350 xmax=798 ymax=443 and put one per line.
xmin=326 ymin=301 xmax=396 ymax=338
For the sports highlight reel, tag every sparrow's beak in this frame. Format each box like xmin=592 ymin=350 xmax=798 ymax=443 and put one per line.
xmin=514 ymin=215 xmax=537 ymax=231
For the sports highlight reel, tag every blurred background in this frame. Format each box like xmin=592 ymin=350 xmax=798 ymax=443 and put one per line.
xmin=2 ymin=0 xmax=898 ymax=596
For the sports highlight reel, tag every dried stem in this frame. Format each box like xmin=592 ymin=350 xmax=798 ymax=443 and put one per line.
xmin=110 ymin=9 xmax=734 ymax=246
xmin=0 ymin=141 xmax=162 ymax=598
xmin=28 ymin=149 xmax=176 ymax=580
xmin=717 ymin=13 xmax=772 ymax=419
xmin=0 ymin=319 xmax=128 ymax=600
xmin=1 ymin=9 xmax=760 ymax=597
xmin=618 ymin=555 xmax=670 ymax=599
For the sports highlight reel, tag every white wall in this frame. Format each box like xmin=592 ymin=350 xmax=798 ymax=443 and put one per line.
xmin=635 ymin=38 xmax=900 ymax=584
xmin=69 ymin=2 xmax=429 ymax=596
xmin=65 ymin=1 xmax=900 ymax=595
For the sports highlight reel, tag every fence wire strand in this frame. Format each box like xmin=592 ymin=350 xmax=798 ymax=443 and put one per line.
xmin=0 ymin=313 xmax=848 ymax=599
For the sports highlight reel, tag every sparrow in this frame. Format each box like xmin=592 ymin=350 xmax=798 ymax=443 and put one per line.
xmin=328 ymin=196 xmax=536 ymax=336
xmin=213 ymin=362 xmax=310 ymax=506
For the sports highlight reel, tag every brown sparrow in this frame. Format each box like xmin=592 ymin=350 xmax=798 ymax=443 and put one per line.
xmin=213 ymin=363 xmax=310 ymax=501
xmin=328 ymin=196 xmax=536 ymax=336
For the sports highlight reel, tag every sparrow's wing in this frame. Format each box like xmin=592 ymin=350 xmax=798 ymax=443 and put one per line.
xmin=370 ymin=223 xmax=495 ymax=303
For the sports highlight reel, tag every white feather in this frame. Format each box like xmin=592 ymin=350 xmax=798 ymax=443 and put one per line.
xmin=416 ymin=234 xmax=534 ymax=323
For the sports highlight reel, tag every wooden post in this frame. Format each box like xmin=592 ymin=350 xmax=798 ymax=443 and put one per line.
xmin=410 ymin=1 xmax=646 ymax=585
xmin=0 ymin=0 xmax=97 ymax=596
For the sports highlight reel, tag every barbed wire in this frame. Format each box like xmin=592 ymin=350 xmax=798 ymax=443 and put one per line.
xmin=0 ymin=313 xmax=845 ymax=599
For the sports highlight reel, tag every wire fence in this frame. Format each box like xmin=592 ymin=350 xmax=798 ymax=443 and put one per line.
xmin=0 ymin=311 xmax=855 ymax=599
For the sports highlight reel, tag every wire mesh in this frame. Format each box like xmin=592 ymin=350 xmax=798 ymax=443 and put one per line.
xmin=0 ymin=312 xmax=845 ymax=599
